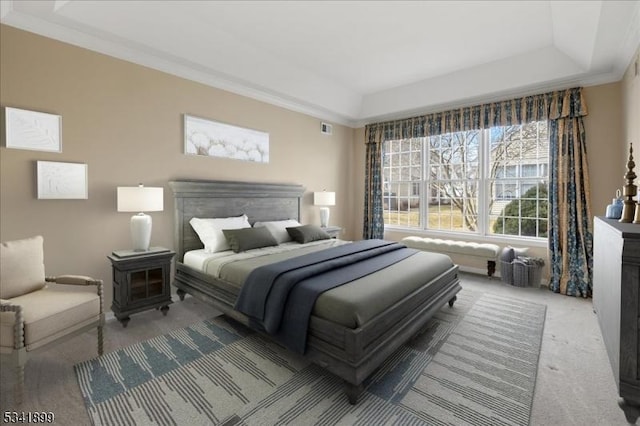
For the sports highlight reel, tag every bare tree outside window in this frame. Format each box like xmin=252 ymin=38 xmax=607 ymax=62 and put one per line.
xmin=382 ymin=121 xmax=548 ymax=238
xmin=428 ymin=130 xmax=479 ymax=231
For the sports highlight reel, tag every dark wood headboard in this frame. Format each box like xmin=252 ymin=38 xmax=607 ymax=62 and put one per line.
xmin=169 ymin=179 xmax=305 ymax=261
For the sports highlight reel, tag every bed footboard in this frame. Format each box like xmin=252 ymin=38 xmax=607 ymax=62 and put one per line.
xmin=304 ymin=266 xmax=460 ymax=403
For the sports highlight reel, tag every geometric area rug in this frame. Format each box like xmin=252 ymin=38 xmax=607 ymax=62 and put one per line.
xmin=75 ymin=290 xmax=546 ymax=425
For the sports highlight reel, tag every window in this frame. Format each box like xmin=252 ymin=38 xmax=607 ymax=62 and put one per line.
xmin=382 ymin=120 xmax=549 ymax=239
xmin=427 ymin=130 xmax=480 ymax=232
xmin=382 ymin=139 xmax=422 ymax=228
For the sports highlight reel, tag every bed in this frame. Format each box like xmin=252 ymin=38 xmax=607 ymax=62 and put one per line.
xmin=169 ymin=179 xmax=461 ymax=403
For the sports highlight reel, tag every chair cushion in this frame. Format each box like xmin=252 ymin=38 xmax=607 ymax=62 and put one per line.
xmin=0 ymin=288 xmax=100 ymax=351
xmin=0 ymin=235 xmax=46 ymax=299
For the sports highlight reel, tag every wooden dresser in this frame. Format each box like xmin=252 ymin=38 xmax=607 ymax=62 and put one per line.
xmin=593 ymin=217 xmax=640 ymax=423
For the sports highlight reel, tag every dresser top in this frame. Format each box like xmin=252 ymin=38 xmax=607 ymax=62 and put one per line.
xmin=595 ymin=216 xmax=640 ymax=239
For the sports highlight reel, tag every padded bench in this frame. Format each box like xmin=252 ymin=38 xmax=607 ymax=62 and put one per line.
xmin=401 ymin=236 xmax=500 ymax=277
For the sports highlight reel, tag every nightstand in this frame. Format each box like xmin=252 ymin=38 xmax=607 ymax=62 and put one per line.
xmin=107 ymin=247 xmax=175 ymax=328
xmin=323 ymin=226 xmax=342 ymax=239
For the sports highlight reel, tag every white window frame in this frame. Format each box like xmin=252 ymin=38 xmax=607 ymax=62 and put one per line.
xmin=382 ymin=122 xmax=549 ymax=246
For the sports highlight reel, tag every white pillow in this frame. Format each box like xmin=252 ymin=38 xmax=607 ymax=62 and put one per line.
xmin=253 ymin=219 xmax=301 ymax=244
xmin=190 ymin=215 xmax=251 ymax=253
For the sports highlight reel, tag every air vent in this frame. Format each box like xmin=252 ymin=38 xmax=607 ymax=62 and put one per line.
xmin=321 ymin=122 xmax=333 ymax=135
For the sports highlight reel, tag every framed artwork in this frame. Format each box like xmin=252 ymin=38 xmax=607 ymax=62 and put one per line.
xmin=184 ymin=114 xmax=269 ymax=163
xmin=5 ymin=107 xmax=62 ymax=152
xmin=37 ymin=161 xmax=88 ymax=199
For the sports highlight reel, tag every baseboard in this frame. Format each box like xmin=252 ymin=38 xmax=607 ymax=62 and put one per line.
xmin=457 ymin=265 xmax=492 ymax=277
xmin=457 ymin=265 xmax=549 ymax=289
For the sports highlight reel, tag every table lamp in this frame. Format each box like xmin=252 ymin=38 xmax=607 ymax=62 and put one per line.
xmin=313 ymin=191 xmax=335 ymax=228
xmin=117 ymin=184 xmax=164 ymax=251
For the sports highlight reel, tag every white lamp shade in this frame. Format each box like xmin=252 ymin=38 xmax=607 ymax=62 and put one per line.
xmin=313 ymin=191 xmax=335 ymax=206
xmin=117 ymin=186 xmax=164 ymax=212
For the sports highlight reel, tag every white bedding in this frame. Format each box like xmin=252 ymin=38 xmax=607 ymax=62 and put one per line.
xmin=183 ymin=239 xmax=348 ymax=278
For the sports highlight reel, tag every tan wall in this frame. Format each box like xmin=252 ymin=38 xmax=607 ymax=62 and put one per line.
xmin=622 ymin=47 xmax=640 ymax=176
xmin=0 ymin=25 xmax=355 ymax=307
xmin=583 ymin=83 xmax=624 ymax=216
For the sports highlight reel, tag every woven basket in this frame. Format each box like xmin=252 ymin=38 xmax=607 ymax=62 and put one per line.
xmin=527 ymin=262 xmax=544 ymax=287
xmin=500 ymin=260 xmax=514 ymax=285
xmin=511 ymin=257 xmax=545 ymax=287
xmin=512 ymin=259 xmax=529 ymax=287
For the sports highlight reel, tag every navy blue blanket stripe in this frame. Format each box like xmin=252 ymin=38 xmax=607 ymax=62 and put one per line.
xmin=275 ymin=246 xmax=417 ymax=353
xmin=234 ymin=239 xmax=417 ymax=353
xmin=236 ymin=239 xmax=399 ymax=322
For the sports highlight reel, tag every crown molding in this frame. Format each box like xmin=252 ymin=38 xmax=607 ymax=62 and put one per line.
xmin=0 ymin=8 xmax=359 ymax=127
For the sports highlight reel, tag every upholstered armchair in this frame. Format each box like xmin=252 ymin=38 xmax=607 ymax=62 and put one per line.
xmin=0 ymin=235 xmax=104 ymax=403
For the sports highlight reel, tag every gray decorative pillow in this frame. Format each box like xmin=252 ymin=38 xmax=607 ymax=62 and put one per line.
xmin=286 ymin=224 xmax=330 ymax=244
xmin=222 ymin=227 xmax=278 ymax=253
xmin=500 ymin=247 xmax=515 ymax=263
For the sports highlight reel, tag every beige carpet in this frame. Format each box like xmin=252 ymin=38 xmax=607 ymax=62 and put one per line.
xmin=0 ymin=273 xmax=631 ymax=425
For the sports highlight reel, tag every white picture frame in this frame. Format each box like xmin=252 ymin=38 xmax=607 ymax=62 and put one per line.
xmin=37 ymin=161 xmax=88 ymax=200
xmin=184 ymin=114 xmax=269 ymax=163
xmin=5 ymin=107 xmax=62 ymax=152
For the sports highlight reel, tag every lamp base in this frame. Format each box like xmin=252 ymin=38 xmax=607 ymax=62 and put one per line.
xmin=130 ymin=213 xmax=152 ymax=251
xmin=319 ymin=206 xmax=330 ymax=228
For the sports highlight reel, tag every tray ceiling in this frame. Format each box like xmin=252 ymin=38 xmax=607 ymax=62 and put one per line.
xmin=1 ymin=0 xmax=639 ymax=126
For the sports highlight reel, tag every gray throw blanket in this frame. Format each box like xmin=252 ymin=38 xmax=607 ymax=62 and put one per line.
xmin=234 ymin=239 xmax=417 ymax=353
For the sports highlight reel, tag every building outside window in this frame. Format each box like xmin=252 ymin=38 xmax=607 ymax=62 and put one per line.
xmin=382 ymin=120 xmax=549 ymax=239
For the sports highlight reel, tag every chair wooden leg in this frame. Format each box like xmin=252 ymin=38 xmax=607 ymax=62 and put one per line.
xmin=15 ymin=364 xmax=24 ymax=404
xmin=97 ymin=325 xmax=104 ymax=356
xmin=487 ymin=260 xmax=496 ymax=278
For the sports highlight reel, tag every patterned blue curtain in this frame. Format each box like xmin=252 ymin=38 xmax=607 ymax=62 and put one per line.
xmin=363 ymin=126 xmax=384 ymax=239
xmin=366 ymin=94 xmax=550 ymax=141
xmin=548 ymin=88 xmax=593 ymax=297
xmin=364 ymin=88 xmax=592 ymax=295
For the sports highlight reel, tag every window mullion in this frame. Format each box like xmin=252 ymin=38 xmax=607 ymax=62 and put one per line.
xmin=422 ymin=137 xmax=428 ymax=230
xmin=477 ymin=129 xmax=488 ymax=236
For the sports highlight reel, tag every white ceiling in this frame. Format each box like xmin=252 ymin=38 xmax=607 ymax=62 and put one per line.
xmin=1 ymin=0 xmax=639 ymax=127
